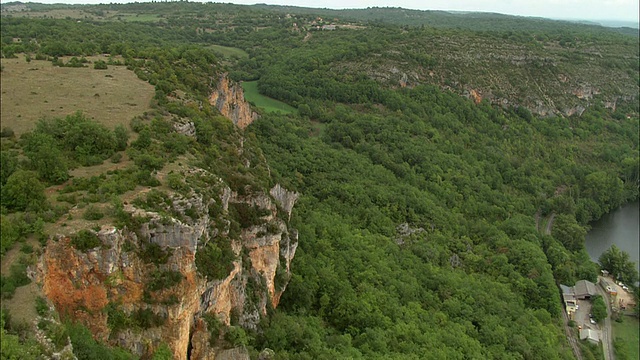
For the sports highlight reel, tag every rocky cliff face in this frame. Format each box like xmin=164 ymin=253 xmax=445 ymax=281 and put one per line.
xmin=209 ymin=74 xmax=259 ymax=129
xmin=37 ymin=181 xmax=298 ymax=359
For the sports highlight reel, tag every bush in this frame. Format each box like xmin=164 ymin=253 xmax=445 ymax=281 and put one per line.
xmin=132 ymin=153 xmax=165 ymax=172
xmin=195 ymin=239 xmax=236 ymax=280
xmin=20 ymin=244 xmax=33 ymax=254
xmin=1 ymin=258 xmax=32 ymax=299
xmin=0 ymin=150 xmax=18 ymax=185
xmin=110 ymin=153 xmax=122 ymax=163
xmin=93 ymin=60 xmax=108 ymax=70
xmin=35 ymin=296 xmax=50 ymax=316
xmin=591 ymin=295 xmax=608 ymax=323
xmin=70 ymin=230 xmax=102 ymax=251
xmin=151 ymin=344 xmax=172 ymax=360
xmin=22 ymin=132 xmax=69 ymax=184
xmin=131 ymin=308 xmax=166 ymax=329
xmin=1 ymin=170 xmax=47 ymax=211
xmin=83 ymin=206 xmax=104 ymax=221
xmin=228 ymin=203 xmax=270 ymax=228
xmin=137 ymin=242 xmax=172 ymax=265
xmin=203 ymin=313 xmax=221 ymax=346
xmin=224 ymin=326 xmax=248 ymax=348
xmin=146 ymin=270 xmax=183 ymax=292
xmin=0 ymin=127 xmax=15 ymax=138
xmin=33 ymin=112 xmax=117 ymax=167
xmin=67 ymin=322 xmax=137 ymax=360
xmin=1 ymin=215 xmax=21 ymax=255
xmin=166 ymin=172 xmax=187 ymax=192
xmin=114 ymin=125 xmax=129 ymax=151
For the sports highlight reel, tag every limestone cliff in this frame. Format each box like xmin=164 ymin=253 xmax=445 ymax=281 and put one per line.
xmin=209 ymin=74 xmax=259 ymax=129
xmin=37 ymin=181 xmax=298 ymax=359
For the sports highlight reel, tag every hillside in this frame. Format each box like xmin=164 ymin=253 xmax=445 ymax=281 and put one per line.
xmin=1 ymin=2 xmax=639 ymax=360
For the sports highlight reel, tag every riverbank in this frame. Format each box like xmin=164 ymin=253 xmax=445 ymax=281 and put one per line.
xmin=584 ymin=200 xmax=639 ymax=274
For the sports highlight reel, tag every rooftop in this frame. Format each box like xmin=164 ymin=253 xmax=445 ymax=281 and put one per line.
xmin=574 ymin=280 xmax=597 ymax=298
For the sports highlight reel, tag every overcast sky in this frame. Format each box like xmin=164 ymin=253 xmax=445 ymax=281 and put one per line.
xmin=23 ymin=0 xmax=640 ymax=23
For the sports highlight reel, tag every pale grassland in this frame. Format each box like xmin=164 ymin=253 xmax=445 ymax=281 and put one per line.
xmin=0 ymin=54 xmax=155 ymax=136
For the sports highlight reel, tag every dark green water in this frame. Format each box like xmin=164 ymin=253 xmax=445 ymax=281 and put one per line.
xmin=584 ymin=200 xmax=639 ymax=274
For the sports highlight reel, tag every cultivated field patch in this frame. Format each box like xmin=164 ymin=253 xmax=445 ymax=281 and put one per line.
xmin=207 ymin=44 xmax=249 ymax=59
xmin=0 ymin=54 xmax=155 ymax=135
xmin=241 ymin=80 xmax=296 ymax=114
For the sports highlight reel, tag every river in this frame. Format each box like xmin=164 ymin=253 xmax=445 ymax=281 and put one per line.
xmin=584 ymin=200 xmax=640 ymax=274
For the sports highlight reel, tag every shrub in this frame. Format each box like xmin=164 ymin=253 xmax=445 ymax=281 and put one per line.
xmin=132 ymin=153 xmax=165 ymax=172
xmin=1 ymin=257 xmax=32 ymax=299
xmin=22 ymin=132 xmax=69 ymax=184
xmin=110 ymin=153 xmax=122 ymax=163
xmin=1 ymin=215 xmax=21 ymax=255
xmin=137 ymin=242 xmax=172 ymax=265
xmin=166 ymin=172 xmax=187 ymax=192
xmin=93 ymin=60 xmax=108 ymax=70
xmin=132 ymin=308 xmax=166 ymax=329
xmin=70 ymin=230 xmax=102 ymax=251
xmin=1 ymin=170 xmax=47 ymax=211
xmin=0 ymin=150 xmax=18 ymax=185
xmin=114 ymin=125 xmax=129 ymax=151
xmin=146 ymin=270 xmax=183 ymax=292
xmin=152 ymin=343 xmax=173 ymax=360
xmin=35 ymin=296 xmax=50 ymax=316
xmin=105 ymin=303 xmax=132 ymax=332
xmin=224 ymin=326 xmax=248 ymax=348
xmin=67 ymin=322 xmax=137 ymax=360
xmin=20 ymin=244 xmax=33 ymax=254
xmin=203 ymin=313 xmax=221 ymax=346
xmin=83 ymin=205 xmax=104 ymax=221
xmin=195 ymin=239 xmax=236 ymax=280
xmin=0 ymin=127 xmax=15 ymax=138
xmin=228 ymin=203 xmax=270 ymax=229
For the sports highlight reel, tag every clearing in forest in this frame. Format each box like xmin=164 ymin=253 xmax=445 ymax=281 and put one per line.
xmin=241 ymin=81 xmax=296 ymax=114
xmin=612 ymin=316 xmax=639 ymax=360
xmin=0 ymin=54 xmax=154 ymax=135
xmin=207 ymin=44 xmax=249 ymax=59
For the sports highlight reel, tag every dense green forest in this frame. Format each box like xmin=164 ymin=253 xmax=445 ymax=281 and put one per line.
xmin=1 ymin=2 xmax=638 ymax=359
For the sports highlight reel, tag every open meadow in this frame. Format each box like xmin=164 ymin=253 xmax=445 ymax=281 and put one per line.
xmin=613 ymin=316 xmax=640 ymax=360
xmin=241 ymin=80 xmax=296 ymax=114
xmin=0 ymin=54 xmax=154 ymax=135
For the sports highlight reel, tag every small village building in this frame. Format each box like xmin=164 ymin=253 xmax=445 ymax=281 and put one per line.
xmin=580 ymin=328 xmax=600 ymax=345
xmin=573 ymin=280 xmax=597 ymax=299
xmin=560 ymin=280 xmax=597 ymax=319
xmin=560 ymin=284 xmax=577 ymax=320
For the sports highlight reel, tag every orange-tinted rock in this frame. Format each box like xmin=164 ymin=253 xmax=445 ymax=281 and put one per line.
xmin=210 ymin=74 xmax=259 ymax=129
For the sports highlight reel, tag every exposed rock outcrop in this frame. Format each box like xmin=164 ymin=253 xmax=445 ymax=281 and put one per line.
xmin=210 ymin=74 xmax=259 ymax=129
xmin=37 ymin=181 xmax=298 ymax=359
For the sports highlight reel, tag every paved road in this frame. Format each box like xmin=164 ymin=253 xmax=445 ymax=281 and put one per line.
xmin=596 ymin=278 xmax=615 ymax=360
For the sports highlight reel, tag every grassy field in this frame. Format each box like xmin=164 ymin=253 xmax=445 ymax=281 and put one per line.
xmin=613 ymin=316 xmax=640 ymax=360
xmin=207 ymin=44 xmax=249 ymax=59
xmin=241 ymin=81 xmax=296 ymax=114
xmin=2 ymin=8 xmax=94 ymax=20
xmin=0 ymin=54 xmax=154 ymax=135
